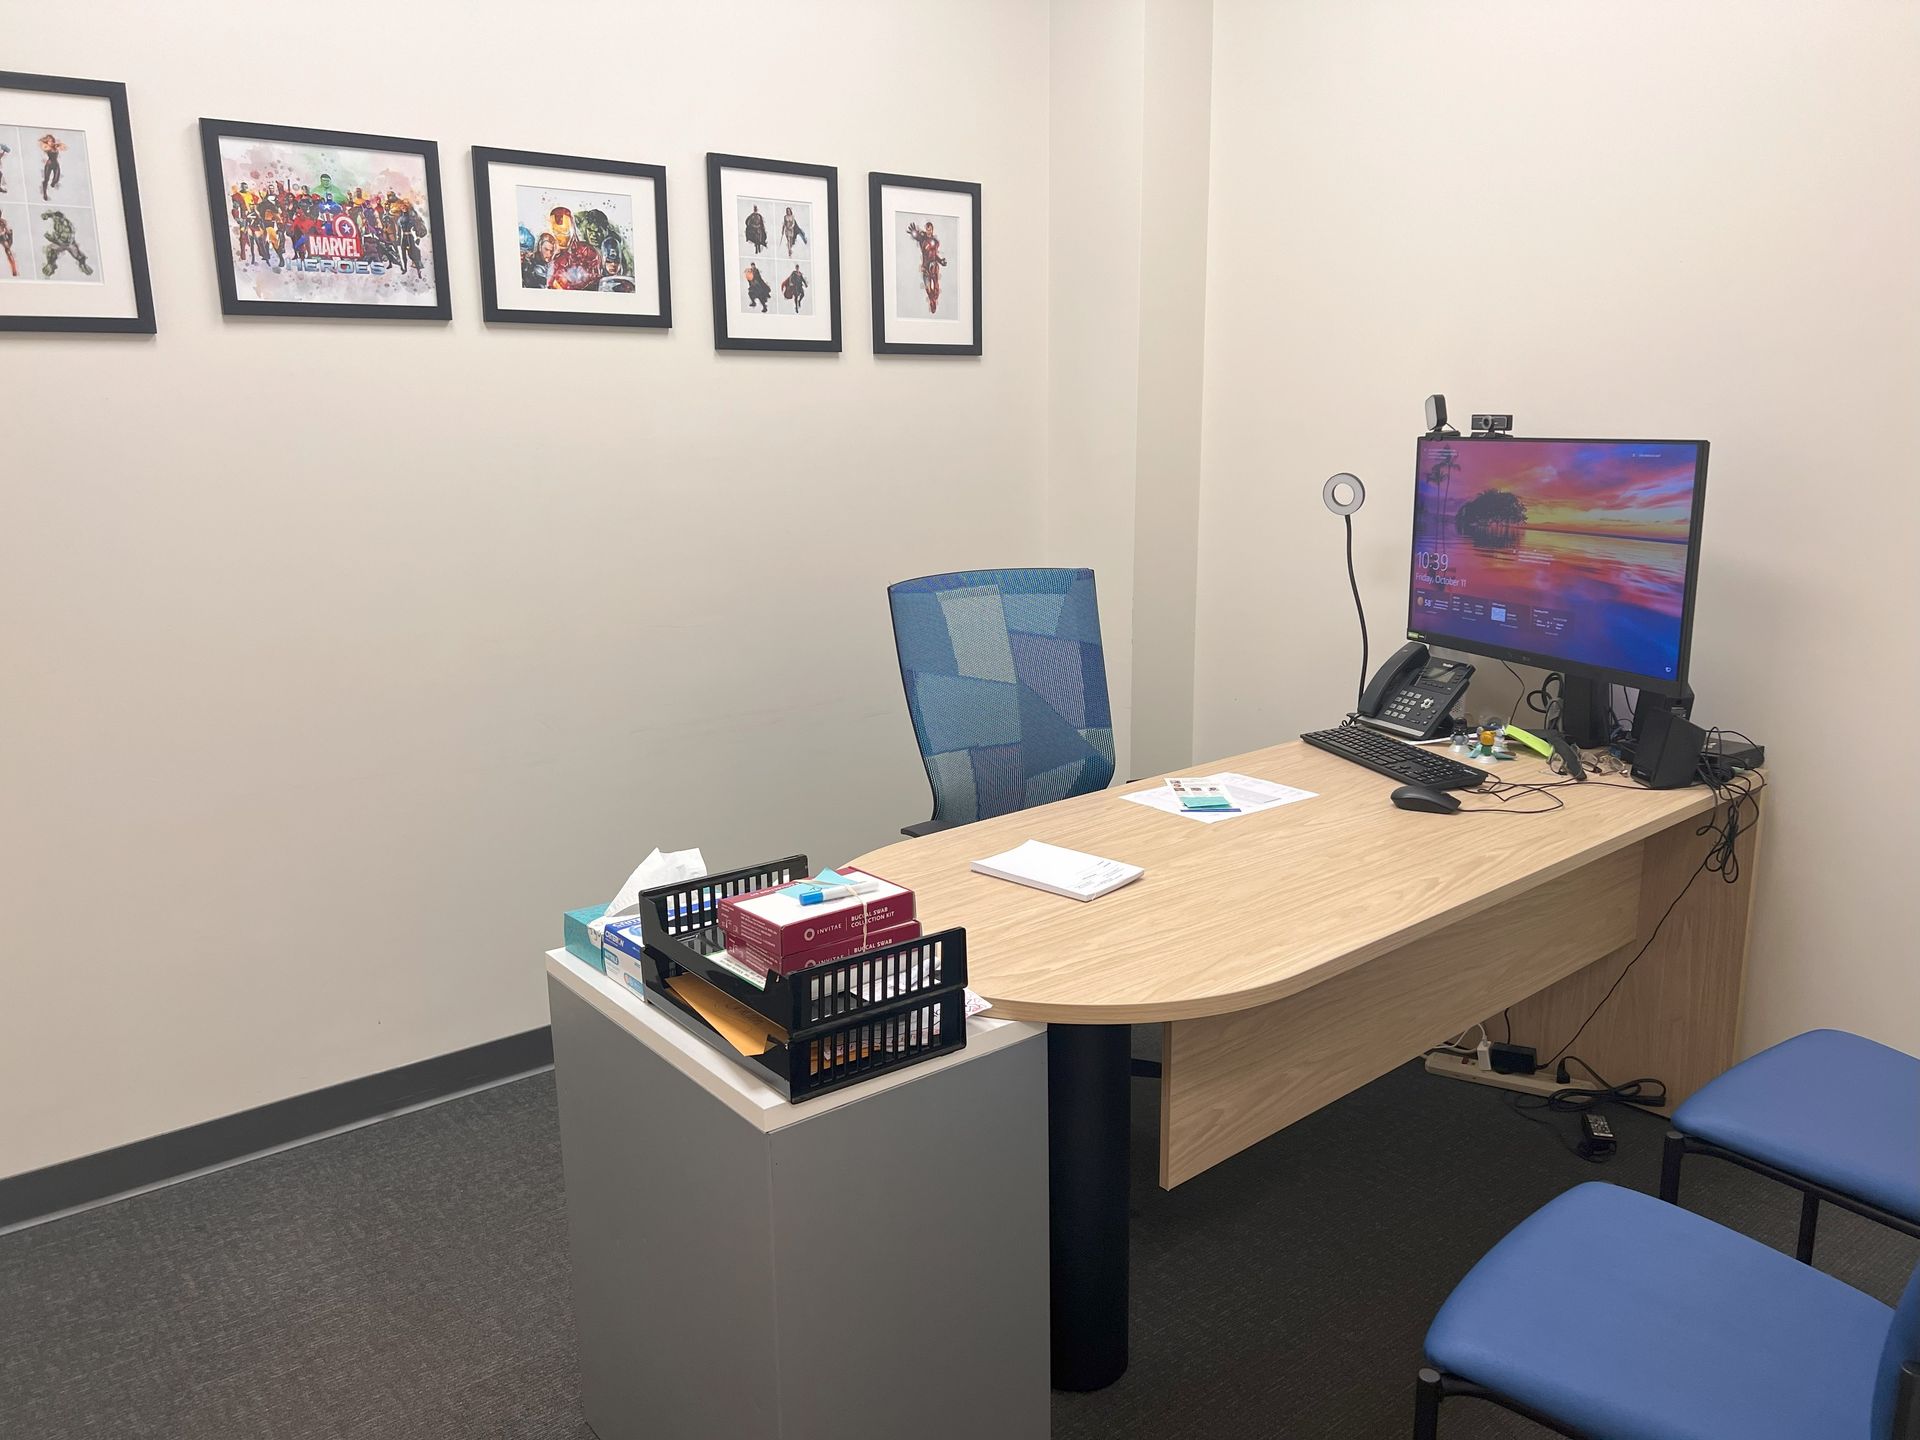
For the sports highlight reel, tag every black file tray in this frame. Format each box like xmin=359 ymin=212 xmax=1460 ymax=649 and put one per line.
xmin=635 ymin=854 xmax=968 ymax=1103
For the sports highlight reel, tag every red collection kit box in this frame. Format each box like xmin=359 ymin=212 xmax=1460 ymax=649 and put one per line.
xmin=717 ymin=870 xmax=918 ymax=975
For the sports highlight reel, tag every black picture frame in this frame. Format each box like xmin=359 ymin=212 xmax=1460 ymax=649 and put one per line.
xmin=0 ymin=71 xmax=155 ymax=334
xmin=471 ymin=146 xmax=671 ymax=329
xmin=197 ymin=118 xmax=450 ymax=321
xmin=705 ymin=152 xmax=840 ymax=353
xmin=868 ymin=171 xmax=981 ymax=357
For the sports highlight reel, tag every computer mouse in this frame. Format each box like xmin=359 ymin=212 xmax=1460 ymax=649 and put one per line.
xmin=1390 ymin=784 xmax=1462 ymax=814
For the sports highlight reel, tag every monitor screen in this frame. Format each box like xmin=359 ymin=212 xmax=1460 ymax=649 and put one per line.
xmin=1405 ymin=436 xmax=1708 ymax=691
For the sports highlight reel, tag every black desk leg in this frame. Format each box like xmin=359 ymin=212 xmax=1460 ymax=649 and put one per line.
xmin=1048 ymin=1023 xmax=1131 ymax=1392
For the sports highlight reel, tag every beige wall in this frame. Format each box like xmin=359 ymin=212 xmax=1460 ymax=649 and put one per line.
xmin=1 ymin=0 xmax=1052 ymax=1178
xmin=1048 ymin=0 xmax=1145 ymax=784
xmin=1049 ymin=0 xmax=1213 ymax=783
xmin=1128 ymin=0 xmax=1212 ymax=779
xmin=1194 ymin=0 xmax=1920 ymax=1055
xmin=10 ymin=0 xmax=1916 ymax=1184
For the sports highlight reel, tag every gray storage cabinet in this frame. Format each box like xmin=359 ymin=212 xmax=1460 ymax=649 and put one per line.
xmin=545 ymin=951 xmax=1050 ymax=1440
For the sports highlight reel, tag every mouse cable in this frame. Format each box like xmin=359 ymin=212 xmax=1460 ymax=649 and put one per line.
xmin=1457 ymin=777 xmax=1566 ymax=815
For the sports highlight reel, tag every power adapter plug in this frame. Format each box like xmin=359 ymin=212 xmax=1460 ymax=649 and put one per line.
xmin=1578 ymin=1113 xmax=1617 ymax=1159
xmin=1488 ymin=1042 xmax=1537 ymax=1075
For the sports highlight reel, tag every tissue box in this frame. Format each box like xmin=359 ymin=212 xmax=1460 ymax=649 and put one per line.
xmin=601 ymin=918 xmax=652 ymax=1001
xmin=563 ymin=904 xmax=612 ymax=971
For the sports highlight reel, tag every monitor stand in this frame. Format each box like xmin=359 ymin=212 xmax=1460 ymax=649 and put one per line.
xmin=1561 ymin=674 xmax=1697 ymax=754
xmin=1559 ymin=674 xmax=1615 ymax=749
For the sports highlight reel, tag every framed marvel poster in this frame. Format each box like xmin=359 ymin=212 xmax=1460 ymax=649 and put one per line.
xmin=706 ymin=152 xmax=839 ymax=353
xmin=0 ymin=71 xmax=155 ymax=334
xmin=198 ymin=118 xmax=449 ymax=320
xmin=869 ymin=172 xmax=980 ymax=356
xmin=472 ymin=146 xmax=670 ymax=328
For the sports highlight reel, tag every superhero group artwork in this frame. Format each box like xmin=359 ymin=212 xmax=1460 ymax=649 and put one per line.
xmin=868 ymin=172 xmax=981 ymax=357
xmin=198 ymin=119 xmax=450 ymax=320
xmin=472 ymin=147 xmax=670 ymax=328
xmin=0 ymin=72 xmax=155 ymax=333
xmin=518 ymin=188 xmax=635 ymax=294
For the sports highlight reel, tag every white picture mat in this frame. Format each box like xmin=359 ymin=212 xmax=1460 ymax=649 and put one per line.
xmin=484 ymin=158 xmax=661 ymax=316
xmin=0 ymin=88 xmax=138 ymax=320
xmin=716 ymin=163 xmax=833 ymax=343
xmin=877 ymin=181 xmax=975 ymax=348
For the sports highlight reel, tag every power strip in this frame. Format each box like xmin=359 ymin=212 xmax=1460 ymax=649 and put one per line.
xmin=1424 ymin=1044 xmax=1570 ymax=1100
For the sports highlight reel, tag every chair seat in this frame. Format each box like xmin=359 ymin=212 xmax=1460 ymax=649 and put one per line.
xmin=1426 ymin=1183 xmax=1892 ymax=1440
xmin=1673 ymin=1028 xmax=1920 ymax=1222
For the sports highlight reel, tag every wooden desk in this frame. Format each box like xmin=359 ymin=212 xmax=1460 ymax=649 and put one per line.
xmin=854 ymin=739 xmax=1762 ymax=1389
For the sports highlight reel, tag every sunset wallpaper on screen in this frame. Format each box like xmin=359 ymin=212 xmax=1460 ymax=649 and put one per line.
xmin=1406 ymin=438 xmax=1703 ymax=682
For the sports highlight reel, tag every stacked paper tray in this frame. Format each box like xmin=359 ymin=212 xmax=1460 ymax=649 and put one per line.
xmin=635 ymin=855 xmax=968 ymax=1102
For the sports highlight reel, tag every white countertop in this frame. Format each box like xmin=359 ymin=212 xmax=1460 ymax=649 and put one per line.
xmin=545 ymin=949 xmax=1044 ymax=1134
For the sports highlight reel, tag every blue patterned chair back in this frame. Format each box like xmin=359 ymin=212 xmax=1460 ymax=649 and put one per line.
xmin=888 ymin=568 xmax=1116 ymax=827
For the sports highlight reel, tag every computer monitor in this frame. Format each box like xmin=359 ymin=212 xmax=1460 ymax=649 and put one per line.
xmin=1404 ymin=435 xmax=1709 ymax=696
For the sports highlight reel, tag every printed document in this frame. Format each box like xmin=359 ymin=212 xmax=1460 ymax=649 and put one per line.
xmin=1123 ymin=772 xmax=1317 ymax=824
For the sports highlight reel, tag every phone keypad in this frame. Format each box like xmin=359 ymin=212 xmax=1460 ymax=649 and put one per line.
xmin=1384 ymin=690 xmax=1440 ymax=727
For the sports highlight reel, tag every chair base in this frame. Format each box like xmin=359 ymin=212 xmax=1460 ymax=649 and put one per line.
xmin=1897 ymin=1361 xmax=1920 ymax=1440
xmin=1660 ymin=1129 xmax=1920 ymax=1266
xmin=1414 ymin=1367 xmax=1587 ymax=1439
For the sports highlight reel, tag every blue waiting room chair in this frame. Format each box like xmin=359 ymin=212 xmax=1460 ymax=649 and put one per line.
xmin=1661 ymin=1028 xmax=1920 ymax=1264
xmin=887 ymin=568 xmax=1115 ymax=838
xmin=1415 ymin=1181 xmax=1920 ymax=1439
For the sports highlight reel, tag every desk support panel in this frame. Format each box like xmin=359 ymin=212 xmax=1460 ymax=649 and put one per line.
xmin=1498 ymin=797 xmax=1760 ymax=1106
xmin=1048 ymin=1024 xmax=1131 ymax=1391
xmin=1160 ymin=845 xmax=1644 ymax=1188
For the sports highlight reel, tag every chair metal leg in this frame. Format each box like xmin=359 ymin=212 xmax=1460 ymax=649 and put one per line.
xmin=1893 ymin=1360 xmax=1920 ymax=1440
xmin=1796 ymin=1190 xmax=1820 ymax=1264
xmin=1414 ymin=1367 xmax=1444 ymax=1440
xmin=1659 ymin=1129 xmax=1686 ymax=1205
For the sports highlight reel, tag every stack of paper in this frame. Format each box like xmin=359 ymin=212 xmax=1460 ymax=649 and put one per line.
xmin=971 ymin=840 xmax=1143 ymax=901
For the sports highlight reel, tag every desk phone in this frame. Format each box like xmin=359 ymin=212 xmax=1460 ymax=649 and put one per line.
xmin=1354 ymin=642 xmax=1475 ymax=741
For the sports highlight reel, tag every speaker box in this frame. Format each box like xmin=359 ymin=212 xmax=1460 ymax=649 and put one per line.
xmin=1631 ymin=702 xmax=1706 ymax=790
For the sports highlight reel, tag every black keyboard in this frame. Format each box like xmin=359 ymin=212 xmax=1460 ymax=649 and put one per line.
xmin=1301 ymin=723 xmax=1489 ymax=790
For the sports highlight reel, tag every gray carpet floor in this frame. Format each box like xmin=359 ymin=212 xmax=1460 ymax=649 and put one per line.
xmin=3 ymin=1055 xmax=1913 ymax=1439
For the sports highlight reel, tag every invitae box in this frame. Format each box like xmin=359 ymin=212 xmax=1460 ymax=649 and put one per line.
xmin=717 ymin=870 xmax=915 ymax=962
